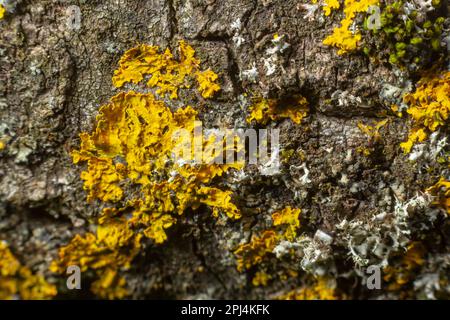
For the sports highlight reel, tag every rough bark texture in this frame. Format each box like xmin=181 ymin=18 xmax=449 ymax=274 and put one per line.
xmin=0 ymin=0 xmax=449 ymax=299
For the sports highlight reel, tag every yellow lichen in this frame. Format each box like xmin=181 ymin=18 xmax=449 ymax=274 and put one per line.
xmin=71 ymin=91 xmax=241 ymax=228
xmin=234 ymin=231 xmax=279 ymax=272
xmin=401 ymin=71 xmax=450 ymax=153
xmin=279 ymin=269 xmax=299 ymax=281
xmin=356 ymin=146 xmax=372 ymax=156
xmin=234 ymin=206 xmax=302 ymax=272
xmin=357 ymin=119 xmax=388 ymax=142
xmin=271 ymin=206 xmax=301 ymax=242
xmin=427 ymin=177 xmax=450 ymax=215
xmin=112 ymin=41 xmax=220 ymax=99
xmin=247 ymin=96 xmax=309 ymax=125
xmin=78 ymin=158 xmax=125 ymax=203
xmin=390 ymin=104 xmax=403 ymax=118
xmin=52 ymin=42 xmax=240 ymax=298
xmin=1 ymin=242 xmax=57 ymax=300
xmin=323 ymin=0 xmax=341 ymax=16
xmin=322 ymin=0 xmax=379 ymax=55
xmin=400 ymin=128 xmax=428 ymax=154
xmin=252 ymin=271 xmax=271 ymax=287
xmin=196 ymin=187 xmax=241 ymax=220
xmin=91 ymin=268 xmax=129 ymax=300
xmin=276 ymin=277 xmax=338 ymax=300
xmin=50 ymin=210 xmax=141 ymax=299
xmin=280 ymin=149 xmax=295 ymax=164
xmin=196 ymin=70 xmax=221 ymax=98
xmin=383 ymin=242 xmax=425 ymax=293
xmin=50 ymin=228 xmax=141 ymax=273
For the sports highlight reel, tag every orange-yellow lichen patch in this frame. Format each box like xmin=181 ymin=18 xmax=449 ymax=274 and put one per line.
xmin=427 ymin=177 xmax=450 ymax=215
xmin=401 ymin=71 xmax=450 ymax=153
xmin=196 ymin=187 xmax=241 ymax=220
xmin=276 ymin=277 xmax=337 ymax=300
xmin=383 ymin=242 xmax=425 ymax=292
xmin=79 ymin=158 xmax=125 ymax=203
xmin=0 ymin=242 xmax=57 ymax=300
xmin=196 ymin=70 xmax=221 ymax=99
xmin=390 ymin=104 xmax=403 ymax=118
xmin=112 ymin=41 xmax=220 ymax=99
xmin=54 ymin=41 xmax=239 ymax=299
xmin=247 ymin=96 xmax=309 ymax=125
xmin=400 ymin=128 xmax=428 ymax=154
xmin=50 ymin=211 xmax=142 ymax=300
xmin=252 ymin=271 xmax=272 ymax=286
xmin=50 ymin=230 xmax=141 ymax=274
xmin=323 ymin=0 xmax=341 ymax=16
xmin=234 ymin=206 xmax=302 ymax=272
xmin=234 ymin=231 xmax=279 ymax=272
xmin=70 ymin=91 xmax=241 ymax=226
xmin=272 ymin=206 xmax=301 ymax=242
xmin=322 ymin=0 xmax=379 ymax=55
xmin=357 ymin=119 xmax=388 ymax=142
xmin=141 ymin=214 xmax=177 ymax=245
xmin=91 ymin=268 xmax=129 ymax=300
xmin=0 ymin=5 xmax=5 ymax=20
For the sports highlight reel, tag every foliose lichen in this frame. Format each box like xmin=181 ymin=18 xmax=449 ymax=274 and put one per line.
xmin=51 ymin=42 xmax=241 ymax=298
xmin=1 ymin=242 xmax=56 ymax=300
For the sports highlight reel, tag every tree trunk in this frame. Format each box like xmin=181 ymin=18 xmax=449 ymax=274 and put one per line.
xmin=0 ymin=0 xmax=448 ymax=299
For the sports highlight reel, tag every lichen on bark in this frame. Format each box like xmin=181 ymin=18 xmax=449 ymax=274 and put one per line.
xmin=0 ymin=0 xmax=449 ymax=300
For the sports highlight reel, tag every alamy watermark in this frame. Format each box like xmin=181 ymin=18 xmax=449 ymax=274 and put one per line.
xmin=366 ymin=265 xmax=382 ymax=290
xmin=66 ymin=265 xmax=81 ymax=290
xmin=367 ymin=5 xmax=382 ymax=31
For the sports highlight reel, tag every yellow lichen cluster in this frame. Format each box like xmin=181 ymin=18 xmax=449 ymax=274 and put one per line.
xmin=247 ymin=96 xmax=309 ymax=125
xmin=234 ymin=231 xmax=279 ymax=272
xmin=272 ymin=207 xmax=302 ymax=241
xmin=252 ymin=271 xmax=272 ymax=287
xmin=234 ymin=207 xmax=301 ymax=273
xmin=323 ymin=0 xmax=341 ymax=16
xmin=401 ymin=71 xmax=450 ymax=153
xmin=112 ymin=41 xmax=220 ymax=99
xmin=50 ymin=229 xmax=139 ymax=299
xmin=390 ymin=104 xmax=403 ymax=118
xmin=70 ymin=91 xmax=242 ymax=222
xmin=357 ymin=119 xmax=389 ymax=142
xmin=52 ymin=43 xmax=240 ymax=298
xmin=0 ymin=242 xmax=57 ymax=300
xmin=383 ymin=242 xmax=425 ymax=293
xmin=427 ymin=177 xmax=450 ymax=215
xmin=276 ymin=277 xmax=337 ymax=300
xmin=321 ymin=0 xmax=379 ymax=54
xmin=356 ymin=119 xmax=389 ymax=156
